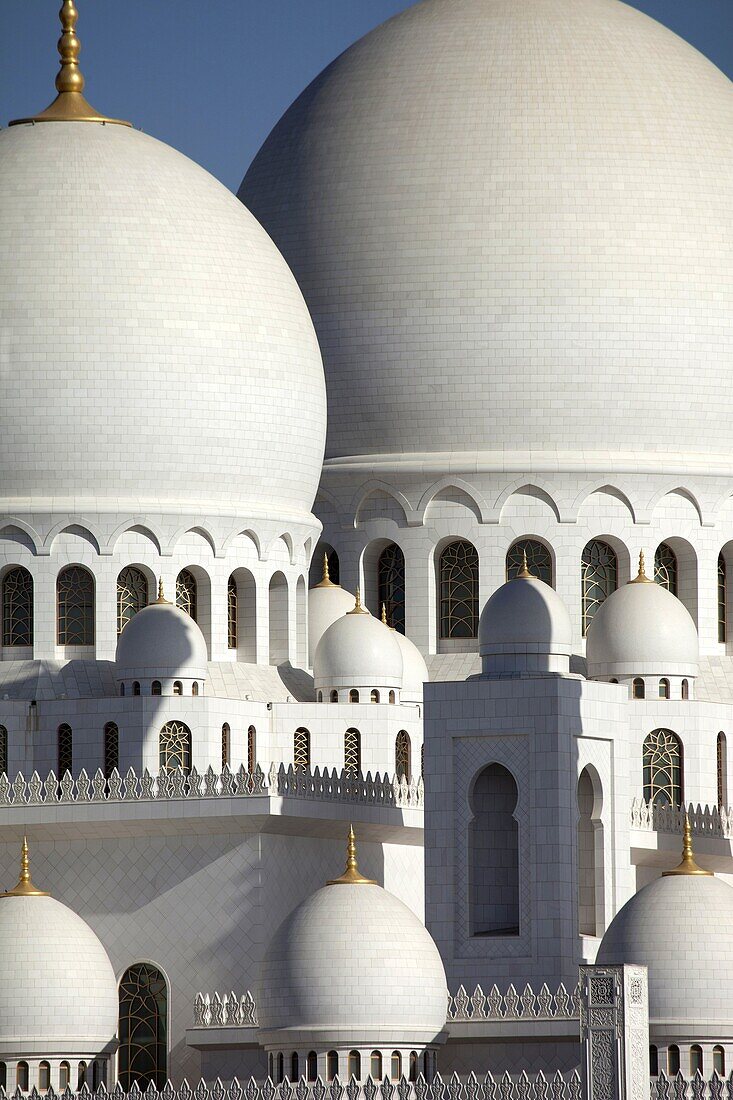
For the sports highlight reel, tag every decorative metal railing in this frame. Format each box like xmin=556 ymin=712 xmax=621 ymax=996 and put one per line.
xmin=630 ymin=799 xmax=733 ymax=838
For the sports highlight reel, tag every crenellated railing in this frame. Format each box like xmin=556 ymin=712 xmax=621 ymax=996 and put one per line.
xmin=0 ymin=764 xmax=423 ymax=810
xmin=194 ymin=991 xmax=258 ymax=1027
xmin=631 ymin=798 xmax=733 ymax=838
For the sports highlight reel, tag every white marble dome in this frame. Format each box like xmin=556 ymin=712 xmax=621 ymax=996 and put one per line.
xmin=314 ymin=602 xmax=403 ymax=695
xmin=586 ymin=574 xmax=699 ymax=679
xmin=308 ymin=576 xmax=357 ymax=666
xmin=241 ymin=0 xmax=733 ymax=474
xmin=596 ymin=871 xmax=733 ymax=1034
xmin=115 ymin=598 xmax=208 ymax=682
xmin=257 ymin=870 xmax=447 ymax=1044
xmin=0 ymin=891 xmax=117 ymax=1055
xmin=393 ymin=629 xmax=429 ymax=703
xmin=479 ymin=573 xmax=572 ymax=674
xmin=0 ymin=121 xmax=326 ymax=521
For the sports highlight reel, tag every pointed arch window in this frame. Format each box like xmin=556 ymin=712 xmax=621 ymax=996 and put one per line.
xmin=439 ymin=540 xmax=479 ymax=639
xmin=159 ymin=721 xmax=192 ymax=775
xmin=654 ymin=542 xmax=678 ymax=595
xmin=344 ymin=728 xmax=361 ymax=775
xmin=396 ymin=730 xmax=411 ymax=781
xmin=221 ymin=723 xmax=230 ymax=770
xmin=643 ymin=729 xmax=683 ymax=806
xmin=227 ymin=575 xmax=238 ymax=649
xmin=506 ymin=540 xmax=552 ymax=586
xmin=117 ymin=567 xmax=148 ymax=635
xmin=103 ymin=722 xmax=119 ymax=779
xmin=719 ymin=554 xmax=727 ymax=644
xmin=294 ymin=728 xmax=310 ymax=772
xmin=176 ymin=569 xmax=197 ymax=621
xmin=0 ymin=725 xmax=7 ymax=776
xmin=57 ymin=566 xmax=94 ymax=645
xmin=718 ymin=732 xmax=727 ymax=809
xmin=378 ymin=543 xmax=406 ymax=634
xmin=57 ymin=724 xmax=73 ymax=778
xmin=247 ymin=726 xmax=256 ymax=773
xmin=2 ymin=567 xmax=33 ymax=647
xmin=118 ymin=963 xmax=168 ymax=1090
xmin=581 ymin=540 xmax=618 ymax=635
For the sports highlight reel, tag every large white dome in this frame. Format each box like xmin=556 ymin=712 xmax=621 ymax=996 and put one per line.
xmin=0 ymin=121 xmax=326 ymax=520
xmin=241 ymin=0 xmax=733 ymax=474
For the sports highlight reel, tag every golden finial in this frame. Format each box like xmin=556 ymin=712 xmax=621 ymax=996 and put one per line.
xmin=629 ymin=549 xmax=654 ymax=584
xmin=663 ymin=813 xmax=713 ymax=877
xmin=10 ymin=2 xmax=131 ymax=127
xmin=516 ymin=548 xmax=535 ymax=580
xmin=154 ymin=579 xmax=170 ymax=605
xmin=327 ymin=825 xmax=376 ymax=886
xmin=381 ymin=603 xmax=388 ymax=626
xmin=1 ymin=837 xmax=50 ymax=898
xmin=346 ymin=587 xmax=369 ymax=615
xmin=315 ymin=552 xmax=337 ymax=589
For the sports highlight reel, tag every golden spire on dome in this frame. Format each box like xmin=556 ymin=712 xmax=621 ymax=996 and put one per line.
xmin=327 ymin=825 xmax=376 ymax=886
xmin=10 ymin=1 xmax=131 ymax=127
xmin=629 ymin=550 xmax=654 ymax=584
xmin=1 ymin=837 xmax=50 ymax=898
xmin=663 ymin=814 xmax=713 ymax=877
xmin=154 ymin=579 xmax=171 ymax=605
xmin=346 ymin=587 xmax=368 ymax=615
xmin=315 ymin=553 xmax=338 ymax=588
xmin=516 ymin=548 xmax=535 ymax=580
xmin=381 ymin=603 xmax=388 ymax=626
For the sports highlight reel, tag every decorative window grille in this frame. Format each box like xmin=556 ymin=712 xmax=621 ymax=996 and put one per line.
xmin=0 ymin=726 xmax=6 ymax=776
xmin=159 ymin=721 xmax=192 ymax=775
xmin=439 ymin=540 xmax=479 ymax=639
xmin=344 ymin=728 xmax=361 ymax=775
xmin=2 ymin=567 xmax=33 ymax=647
xmin=581 ymin=540 xmax=617 ymax=635
xmin=396 ymin=730 xmax=411 ymax=780
xmin=719 ymin=554 xmax=727 ymax=644
xmin=294 ymin=728 xmax=310 ymax=771
xmin=247 ymin=726 xmax=256 ymax=773
xmin=654 ymin=542 xmax=678 ymax=595
xmin=506 ymin=540 xmax=552 ymax=585
xmin=57 ymin=723 xmax=73 ymax=777
xmin=103 ymin=722 xmax=119 ymax=779
xmin=117 ymin=567 xmax=148 ymax=635
xmin=643 ymin=729 xmax=683 ymax=806
xmin=176 ymin=569 xmax=197 ymax=621
xmin=221 ymin=723 xmax=230 ymax=769
xmin=118 ymin=963 xmax=168 ymax=1090
xmin=378 ymin=543 xmax=406 ymax=634
xmin=227 ymin=575 xmax=238 ymax=649
xmin=57 ymin=566 xmax=94 ymax=645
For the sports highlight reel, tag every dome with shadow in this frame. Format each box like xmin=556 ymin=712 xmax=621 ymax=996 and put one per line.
xmin=393 ymin=627 xmax=429 ymax=703
xmin=308 ymin=554 xmax=358 ymax=664
xmin=314 ymin=591 xmax=403 ymax=699
xmin=479 ymin=556 xmax=572 ymax=674
xmin=115 ymin=585 xmax=208 ymax=684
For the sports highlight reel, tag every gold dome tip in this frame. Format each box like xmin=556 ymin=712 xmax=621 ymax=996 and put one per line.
xmin=9 ymin=1 xmax=131 ymax=127
xmin=154 ymin=579 xmax=171 ymax=605
xmin=315 ymin=552 xmax=338 ymax=588
xmin=629 ymin=549 xmax=654 ymax=584
xmin=346 ymin=587 xmax=368 ymax=615
xmin=663 ymin=814 xmax=713 ymax=877
xmin=327 ymin=825 xmax=376 ymax=886
xmin=1 ymin=837 xmax=50 ymax=898
xmin=516 ymin=548 xmax=535 ymax=580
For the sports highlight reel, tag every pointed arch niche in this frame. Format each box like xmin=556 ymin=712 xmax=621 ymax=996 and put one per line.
xmin=228 ymin=568 xmax=256 ymax=663
xmin=577 ymin=766 xmax=605 ymax=937
xmin=469 ymin=763 xmax=519 ymax=937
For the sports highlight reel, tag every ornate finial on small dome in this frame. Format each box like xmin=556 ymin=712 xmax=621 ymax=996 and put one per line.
xmin=10 ymin=2 xmax=131 ymax=127
xmin=315 ymin=552 xmax=338 ymax=588
xmin=516 ymin=548 xmax=535 ymax=580
xmin=347 ymin=587 xmax=368 ymax=615
xmin=381 ymin=602 xmax=388 ymax=625
xmin=663 ymin=813 xmax=713 ymax=877
xmin=629 ymin=549 xmax=654 ymax=584
xmin=1 ymin=837 xmax=50 ymax=898
xmin=154 ymin=579 xmax=171 ymax=605
xmin=327 ymin=825 xmax=376 ymax=886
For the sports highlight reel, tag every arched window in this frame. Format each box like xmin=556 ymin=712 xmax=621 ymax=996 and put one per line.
xmin=581 ymin=540 xmax=618 ymax=636
xmin=2 ymin=567 xmax=33 ymax=647
xmin=57 ymin=565 xmax=95 ymax=645
xmin=247 ymin=726 xmax=256 ymax=773
xmin=349 ymin=689 xmax=359 ymax=703
xmin=718 ymin=733 xmax=727 ymax=809
xmin=39 ymin=1062 xmax=50 ymax=1092
xmin=306 ymin=1052 xmax=318 ymax=1083
xmin=643 ymin=729 xmax=683 ymax=806
xmin=713 ymin=1047 xmax=725 ymax=1076
xmin=577 ymin=768 xmax=604 ymax=937
xmin=59 ymin=1063 xmax=70 ymax=1090
xmin=371 ymin=689 xmax=380 ymax=703
xmin=391 ymin=1052 xmax=402 ymax=1081
xmin=654 ymin=542 xmax=678 ymax=596
xmin=327 ymin=1052 xmax=339 ymax=1082
xmin=92 ymin=1062 xmax=100 ymax=1091
xmin=173 ymin=681 xmax=182 ymax=696
xmin=409 ymin=1052 xmax=418 ymax=1083
xmin=176 ymin=568 xmax=197 ymax=620
xmin=658 ymin=678 xmax=670 ymax=700
xmin=632 ymin=678 xmax=645 ymax=699
xmin=104 ymin=722 xmax=119 ymax=779
xmin=221 ymin=723 xmax=230 ymax=769
xmin=294 ymin=728 xmax=310 ymax=772
xmin=439 ymin=540 xmax=479 ymax=639
xmin=118 ymin=963 xmax=168 ymax=1090
xmin=506 ymin=539 xmax=552 ymax=586
xmin=227 ymin=575 xmax=238 ymax=649
xmin=57 ymin=723 xmax=73 ymax=778
xmin=681 ymin=678 xmax=689 ymax=700
xmin=17 ymin=1062 xmax=28 ymax=1092
xmin=0 ymin=1063 xmax=5 ymax=1091
xmin=78 ymin=1063 xmax=88 ymax=1090
xmin=151 ymin=680 xmax=162 ymax=696
xmin=133 ymin=681 xmax=141 ymax=696
xmin=348 ymin=1051 xmax=361 ymax=1080
xmin=649 ymin=1047 xmax=659 ymax=1077
xmin=389 ymin=690 xmax=396 ymax=704
xmin=370 ymin=1052 xmax=382 ymax=1080
xmin=120 ymin=683 xmax=125 ymax=697
xmin=159 ymin=721 xmax=192 ymax=775
xmin=378 ymin=543 xmax=406 ymax=634
xmin=0 ymin=725 xmax=7 ymax=776
xmin=277 ymin=1053 xmax=284 ymax=1084
xmin=668 ymin=1046 xmax=680 ymax=1076
xmin=396 ymin=731 xmax=411 ymax=780
xmin=117 ymin=567 xmax=148 ymax=635
xmin=690 ymin=1046 xmax=703 ymax=1076
xmin=268 ymin=1055 xmax=273 ymax=1081
xmin=470 ymin=763 xmax=519 ymax=936
xmin=330 ymin=690 xmax=338 ymax=703
xmin=291 ymin=1053 xmax=299 ymax=1082
xmin=192 ymin=681 xmax=199 ymax=696
xmin=326 ymin=550 xmax=340 ymax=585
xmin=345 ymin=728 xmax=361 ymax=775
xmin=719 ymin=554 xmax=727 ymax=643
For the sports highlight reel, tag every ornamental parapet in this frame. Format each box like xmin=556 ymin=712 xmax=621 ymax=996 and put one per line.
xmin=631 ymin=798 xmax=733 ymax=838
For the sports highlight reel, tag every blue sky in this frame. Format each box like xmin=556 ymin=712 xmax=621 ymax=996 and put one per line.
xmin=2 ymin=0 xmax=731 ymax=192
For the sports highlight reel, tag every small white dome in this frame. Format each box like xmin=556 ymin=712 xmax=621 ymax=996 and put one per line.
xmin=393 ymin=630 xmax=429 ymax=703
xmin=479 ymin=572 xmax=572 ymax=674
xmin=115 ymin=597 xmax=208 ymax=681
xmin=314 ymin=598 xmax=403 ymax=692
xmin=597 ymin=868 xmax=733 ymax=1034
xmin=308 ymin=568 xmax=358 ymax=665
xmin=586 ymin=565 xmax=699 ymax=679
xmin=258 ymin=844 xmax=447 ymax=1046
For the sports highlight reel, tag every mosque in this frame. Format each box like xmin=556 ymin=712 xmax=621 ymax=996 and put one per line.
xmin=0 ymin=0 xmax=732 ymax=1095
